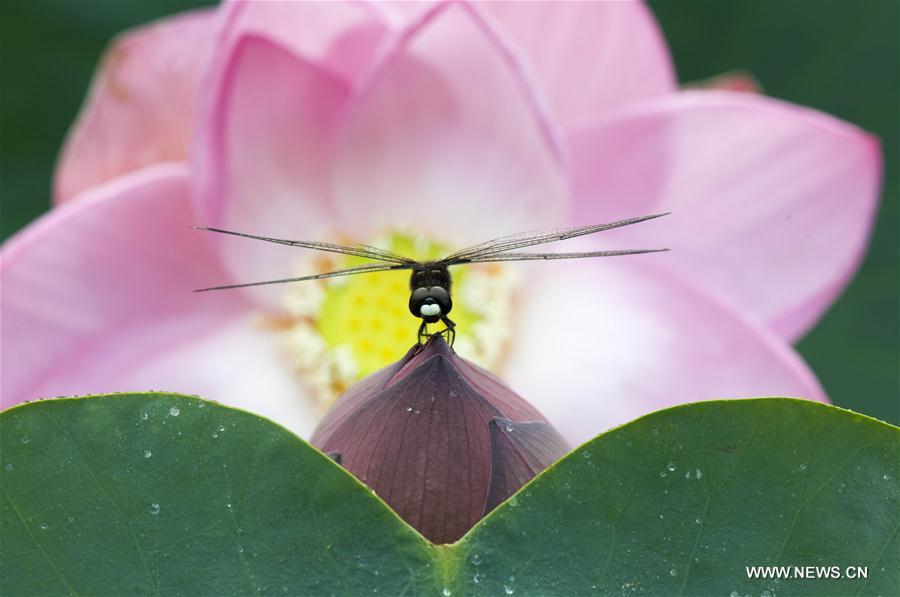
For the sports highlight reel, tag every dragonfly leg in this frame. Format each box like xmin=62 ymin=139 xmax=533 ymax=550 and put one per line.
xmin=440 ymin=316 xmax=457 ymax=346
xmin=417 ymin=320 xmax=429 ymax=345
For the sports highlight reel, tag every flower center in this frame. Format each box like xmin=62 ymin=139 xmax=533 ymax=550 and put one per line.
xmin=273 ymin=231 xmax=518 ymax=409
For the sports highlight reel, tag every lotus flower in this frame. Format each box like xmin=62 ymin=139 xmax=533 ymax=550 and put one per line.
xmin=0 ymin=1 xmax=881 ymax=447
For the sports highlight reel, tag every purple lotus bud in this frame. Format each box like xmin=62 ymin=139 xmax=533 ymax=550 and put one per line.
xmin=310 ymin=336 xmax=569 ymax=544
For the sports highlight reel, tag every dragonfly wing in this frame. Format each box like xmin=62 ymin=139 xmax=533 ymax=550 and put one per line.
xmin=193 ymin=227 xmax=417 ymax=265
xmin=458 ymin=248 xmax=669 ymax=264
xmin=441 ymin=213 xmax=669 ymax=264
xmin=194 ymin=262 xmax=415 ymax=292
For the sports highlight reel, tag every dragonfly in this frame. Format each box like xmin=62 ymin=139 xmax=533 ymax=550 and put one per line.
xmin=194 ymin=213 xmax=669 ymax=344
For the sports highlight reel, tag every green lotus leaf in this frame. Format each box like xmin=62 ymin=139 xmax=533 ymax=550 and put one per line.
xmin=1 ymin=394 xmax=896 ymax=596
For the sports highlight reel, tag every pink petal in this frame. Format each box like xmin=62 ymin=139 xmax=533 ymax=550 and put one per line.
xmin=54 ymin=9 xmax=217 ymax=203
xmin=502 ymin=259 xmax=827 ymax=447
xmin=478 ymin=0 xmax=676 ymax=127
xmin=332 ymin=1 xmax=569 ymax=244
xmin=2 ymin=165 xmax=318 ymax=436
xmin=54 ymin=315 xmax=319 ymax=439
xmin=192 ymin=35 xmax=351 ymax=307
xmin=3 ymin=165 xmax=236 ymax=405
xmin=568 ymin=91 xmax=882 ymax=340
xmin=216 ymin=0 xmax=389 ymax=86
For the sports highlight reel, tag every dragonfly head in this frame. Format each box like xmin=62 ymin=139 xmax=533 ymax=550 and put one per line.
xmin=409 ymin=265 xmax=453 ymax=322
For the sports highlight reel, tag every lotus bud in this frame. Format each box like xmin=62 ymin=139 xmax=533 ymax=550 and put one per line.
xmin=311 ymin=335 xmax=569 ymax=544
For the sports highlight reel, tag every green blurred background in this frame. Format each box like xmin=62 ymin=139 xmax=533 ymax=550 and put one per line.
xmin=1 ymin=1 xmax=897 ymax=424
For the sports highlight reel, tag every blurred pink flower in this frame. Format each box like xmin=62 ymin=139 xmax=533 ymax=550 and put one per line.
xmin=0 ymin=1 xmax=881 ymax=446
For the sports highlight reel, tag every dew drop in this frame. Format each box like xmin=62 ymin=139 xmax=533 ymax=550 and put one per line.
xmin=761 ymin=591 xmax=773 ymax=597
xmin=582 ymin=451 xmax=591 ymax=459
xmin=471 ymin=554 xmax=481 ymax=566
xmin=141 ymin=411 xmax=149 ymax=421
xmin=659 ymin=471 xmax=667 ymax=478
xmin=39 ymin=522 xmax=49 ymax=531
xmin=669 ymin=568 xmax=677 ymax=576
xmin=695 ymin=518 xmax=702 ymax=525
xmin=149 ymin=503 xmax=160 ymax=515
xmin=218 ymin=425 xmax=226 ymax=432
xmin=505 ymin=423 xmax=514 ymax=432
xmin=169 ymin=406 xmax=181 ymax=417
xmin=473 ymin=574 xmax=481 ymax=584
xmin=404 ymin=406 xmax=413 ymax=412
xmin=20 ymin=435 xmax=29 ymax=444
xmin=730 ymin=592 xmax=740 ymax=597
xmin=508 ymin=496 xmax=518 ymax=507
xmin=667 ymin=461 xmax=676 ymax=471
xmin=695 ymin=468 xmax=703 ymax=479
xmin=237 ymin=545 xmax=245 ymax=554
xmin=212 ymin=433 xmax=219 ymax=439
xmin=883 ymin=474 xmax=890 ymax=480
xmin=442 ymin=588 xmax=452 ymax=596
xmin=198 ymin=402 xmax=206 ymax=409
xmin=798 ymin=463 xmax=807 ymax=471
xmin=143 ymin=449 xmax=152 ymax=459
xmin=4 ymin=463 xmax=12 ymax=471
xmin=504 ymin=585 xmax=515 ymax=594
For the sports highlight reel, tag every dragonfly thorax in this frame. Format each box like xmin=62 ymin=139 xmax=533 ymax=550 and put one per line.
xmin=409 ymin=265 xmax=453 ymax=323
